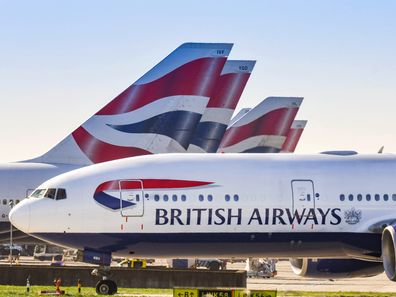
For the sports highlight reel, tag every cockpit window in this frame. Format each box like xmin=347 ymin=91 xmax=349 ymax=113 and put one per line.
xmin=30 ymin=189 xmax=46 ymax=198
xmin=30 ymin=188 xmax=67 ymax=200
xmin=56 ymin=189 xmax=67 ymax=200
xmin=44 ymin=188 xmax=56 ymax=199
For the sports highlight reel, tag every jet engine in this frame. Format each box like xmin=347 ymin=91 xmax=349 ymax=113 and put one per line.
xmin=382 ymin=225 xmax=396 ymax=281
xmin=290 ymin=258 xmax=383 ymax=279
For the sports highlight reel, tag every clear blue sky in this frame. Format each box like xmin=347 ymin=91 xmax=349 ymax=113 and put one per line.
xmin=1 ymin=0 xmax=395 ymax=162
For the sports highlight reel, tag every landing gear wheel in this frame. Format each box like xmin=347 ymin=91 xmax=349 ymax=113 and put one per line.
xmin=96 ymin=279 xmax=117 ymax=295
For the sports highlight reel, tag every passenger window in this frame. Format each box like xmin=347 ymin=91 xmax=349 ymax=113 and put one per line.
xmin=154 ymin=194 xmax=160 ymax=202
xmin=163 ymin=195 xmax=169 ymax=202
xmin=234 ymin=194 xmax=239 ymax=202
xmin=384 ymin=194 xmax=389 ymax=201
xmin=348 ymin=194 xmax=353 ymax=201
xmin=366 ymin=194 xmax=371 ymax=201
xmin=340 ymin=194 xmax=345 ymax=201
xmin=357 ymin=194 xmax=362 ymax=201
xmin=2 ymin=199 xmax=6 ymax=205
xmin=375 ymin=194 xmax=380 ymax=201
xmin=9 ymin=199 xmax=14 ymax=205
xmin=15 ymin=200 xmax=20 ymax=205
xmin=56 ymin=189 xmax=67 ymax=200
xmin=172 ymin=195 xmax=177 ymax=202
xmin=393 ymin=194 xmax=396 ymax=201
xmin=181 ymin=195 xmax=187 ymax=202
xmin=225 ymin=194 xmax=230 ymax=202
xmin=198 ymin=195 xmax=204 ymax=202
xmin=207 ymin=195 xmax=213 ymax=202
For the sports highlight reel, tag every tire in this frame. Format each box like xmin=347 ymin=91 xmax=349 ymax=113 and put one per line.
xmin=96 ymin=279 xmax=117 ymax=295
xmin=208 ymin=261 xmax=221 ymax=271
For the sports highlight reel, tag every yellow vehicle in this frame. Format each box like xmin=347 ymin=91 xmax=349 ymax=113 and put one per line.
xmin=117 ymin=258 xmax=147 ymax=268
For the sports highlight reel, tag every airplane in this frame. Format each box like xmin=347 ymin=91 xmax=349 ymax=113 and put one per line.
xmin=0 ymin=42 xmax=233 ymax=241
xmin=217 ymin=97 xmax=303 ymax=153
xmin=281 ymin=120 xmax=308 ymax=153
xmin=187 ymin=60 xmax=256 ymax=153
xmin=9 ymin=152 xmax=396 ymax=294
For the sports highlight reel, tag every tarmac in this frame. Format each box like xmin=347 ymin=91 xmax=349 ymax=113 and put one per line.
xmin=245 ymin=261 xmax=396 ymax=293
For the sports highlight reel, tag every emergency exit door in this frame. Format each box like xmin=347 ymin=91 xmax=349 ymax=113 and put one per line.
xmin=119 ymin=180 xmax=144 ymax=217
xmin=291 ymin=180 xmax=315 ymax=212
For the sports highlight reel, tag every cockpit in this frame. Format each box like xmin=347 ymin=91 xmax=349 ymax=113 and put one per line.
xmin=29 ymin=188 xmax=67 ymax=200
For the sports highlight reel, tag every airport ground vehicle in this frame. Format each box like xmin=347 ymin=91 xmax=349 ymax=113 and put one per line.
xmin=167 ymin=258 xmax=226 ymax=270
xmin=117 ymin=258 xmax=147 ymax=268
xmin=0 ymin=244 xmax=23 ymax=260
xmin=33 ymin=245 xmax=64 ymax=261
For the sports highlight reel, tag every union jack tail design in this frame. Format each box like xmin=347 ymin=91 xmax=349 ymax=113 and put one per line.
xmin=217 ymin=97 xmax=303 ymax=153
xmin=281 ymin=120 xmax=307 ymax=153
xmin=31 ymin=43 xmax=233 ymax=165
xmin=187 ymin=60 xmax=255 ymax=153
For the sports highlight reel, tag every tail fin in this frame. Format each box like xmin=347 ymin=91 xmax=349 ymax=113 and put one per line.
xmin=217 ymin=97 xmax=303 ymax=153
xmin=229 ymin=108 xmax=252 ymax=126
xmin=31 ymin=43 xmax=233 ymax=165
xmin=187 ymin=60 xmax=255 ymax=153
xmin=281 ymin=120 xmax=307 ymax=153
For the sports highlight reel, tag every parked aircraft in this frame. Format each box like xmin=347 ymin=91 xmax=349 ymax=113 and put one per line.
xmin=281 ymin=120 xmax=308 ymax=153
xmin=217 ymin=97 xmax=303 ymax=153
xmin=10 ymin=152 xmax=395 ymax=294
xmin=0 ymin=42 xmax=233 ymax=240
xmin=187 ymin=60 xmax=255 ymax=153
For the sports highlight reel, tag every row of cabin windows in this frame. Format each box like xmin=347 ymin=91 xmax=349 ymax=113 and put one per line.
xmin=152 ymin=194 xmax=240 ymax=202
xmin=339 ymin=194 xmax=396 ymax=202
xmin=154 ymin=194 xmax=187 ymax=202
xmin=2 ymin=199 xmax=20 ymax=206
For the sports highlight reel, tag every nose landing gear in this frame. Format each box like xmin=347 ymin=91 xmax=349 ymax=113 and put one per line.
xmin=96 ymin=279 xmax=117 ymax=295
xmin=92 ymin=267 xmax=118 ymax=295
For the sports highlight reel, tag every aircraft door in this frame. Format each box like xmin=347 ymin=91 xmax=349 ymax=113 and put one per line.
xmin=291 ymin=180 xmax=315 ymax=212
xmin=119 ymin=180 xmax=144 ymax=217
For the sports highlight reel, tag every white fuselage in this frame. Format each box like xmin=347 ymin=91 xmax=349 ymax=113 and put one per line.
xmin=10 ymin=153 xmax=393 ymax=259
xmin=0 ymin=162 xmax=80 ymax=224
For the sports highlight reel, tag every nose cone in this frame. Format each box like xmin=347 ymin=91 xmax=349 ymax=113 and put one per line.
xmin=9 ymin=200 xmax=30 ymax=233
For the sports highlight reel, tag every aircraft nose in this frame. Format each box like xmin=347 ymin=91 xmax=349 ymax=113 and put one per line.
xmin=9 ymin=200 xmax=30 ymax=233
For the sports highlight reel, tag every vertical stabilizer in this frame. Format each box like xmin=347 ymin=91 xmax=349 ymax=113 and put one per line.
xmin=187 ymin=60 xmax=255 ymax=153
xmin=229 ymin=108 xmax=252 ymax=127
xmin=281 ymin=120 xmax=307 ymax=153
xmin=217 ymin=97 xmax=303 ymax=153
xmin=31 ymin=43 xmax=233 ymax=165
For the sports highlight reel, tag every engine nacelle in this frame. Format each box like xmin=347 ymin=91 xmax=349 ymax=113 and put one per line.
xmin=382 ymin=225 xmax=396 ymax=281
xmin=290 ymin=258 xmax=383 ymax=279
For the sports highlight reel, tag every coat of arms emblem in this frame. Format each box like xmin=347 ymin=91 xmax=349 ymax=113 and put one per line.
xmin=344 ymin=208 xmax=362 ymax=225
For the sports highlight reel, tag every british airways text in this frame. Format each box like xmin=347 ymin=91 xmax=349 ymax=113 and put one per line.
xmin=155 ymin=208 xmax=342 ymax=226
